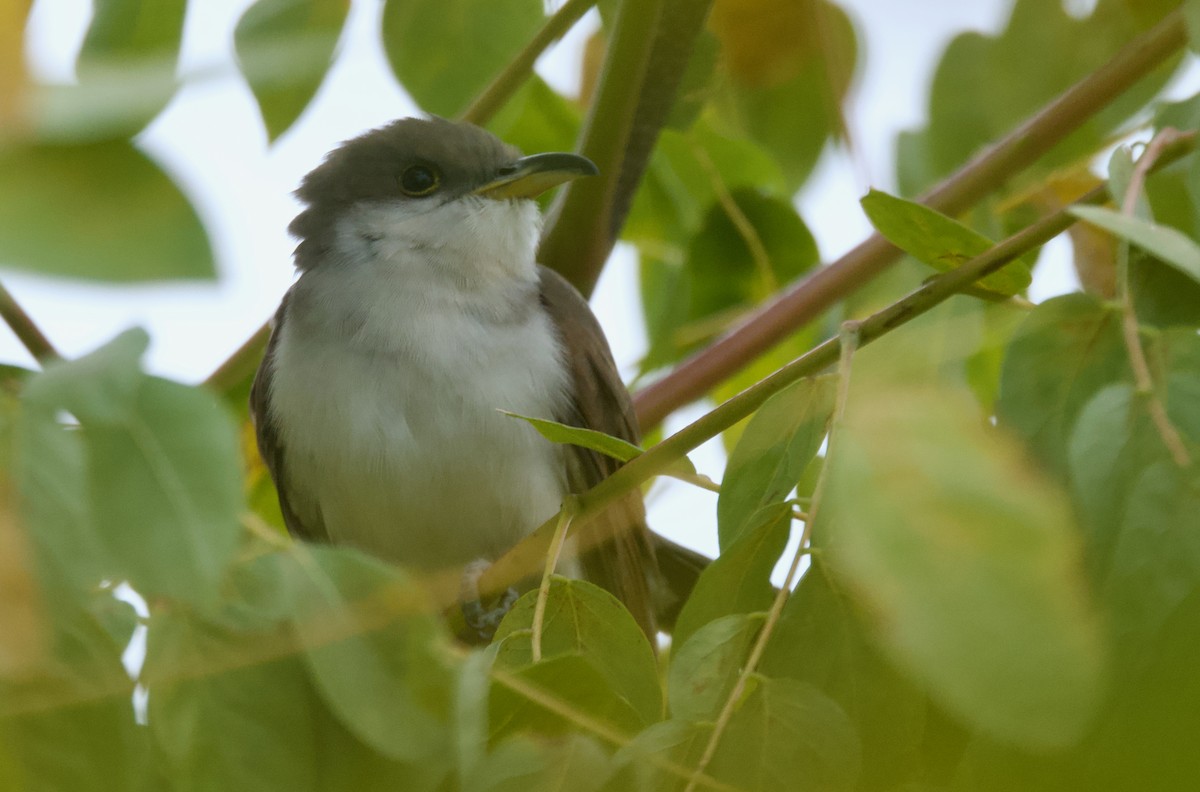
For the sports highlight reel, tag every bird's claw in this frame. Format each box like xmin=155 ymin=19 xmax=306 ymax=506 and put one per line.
xmin=460 ymin=559 xmax=520 ymax=643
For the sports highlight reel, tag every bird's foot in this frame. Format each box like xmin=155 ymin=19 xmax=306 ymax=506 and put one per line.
xmin=460 ymin=559 xmax=520 ymax=643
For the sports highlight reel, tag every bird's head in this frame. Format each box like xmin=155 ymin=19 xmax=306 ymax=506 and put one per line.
xmin=288 ymin=117 xmax=596 ymax=275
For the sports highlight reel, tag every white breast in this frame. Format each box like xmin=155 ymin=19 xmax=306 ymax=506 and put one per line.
xmin=266 ymin=197 xmax=573 ymax=570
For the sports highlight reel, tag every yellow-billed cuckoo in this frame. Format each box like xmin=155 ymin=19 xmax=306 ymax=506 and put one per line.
xmin=251 ymin=117 xmax=700 ymax=639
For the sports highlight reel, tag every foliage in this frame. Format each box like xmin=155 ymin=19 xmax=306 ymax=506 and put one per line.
xmin=3 ymin=1 xmax=1200 ymax=790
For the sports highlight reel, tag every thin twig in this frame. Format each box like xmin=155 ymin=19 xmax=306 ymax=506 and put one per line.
xmin=681 ymin=321 xmax=858 ymax=792
xmin=460 ymin=0 xmax=595 ymax=126
xmin=691 ymin=141 xmax=777 ymax=290
xmin=0 ymin=280 xmax=57 ymax=363
xmin=531 ymin=496 xmax=577 ymax=662
xmin=632 ymin=10 xmax=1189 ymax=429
xmin=1115 ymin=128 xmax=1192 ymax=467
xmin=488 ymin=666 xmax=740 ymax=791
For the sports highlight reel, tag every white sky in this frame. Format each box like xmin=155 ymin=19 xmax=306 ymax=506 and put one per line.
xmin=11 ymin=0 xmax=1198 ymax=561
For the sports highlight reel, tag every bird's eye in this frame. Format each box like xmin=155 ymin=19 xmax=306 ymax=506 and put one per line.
xmin=398 ymin=165 xmax=440 ymax=196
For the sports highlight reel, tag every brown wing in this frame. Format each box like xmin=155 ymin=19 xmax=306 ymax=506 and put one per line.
xmin=537 ymin=267 xmax=659 ymax=637
xmin=249 ymin=293 xmax=330 ymax=544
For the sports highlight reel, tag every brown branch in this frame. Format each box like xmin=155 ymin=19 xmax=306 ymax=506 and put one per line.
xmin=1116 ymin=128 xmax=1192 ymax=467
xmin=632 ymin=9 xmax=1189 ymax=429
xmin=0 ymin=280 xmax=57 ymax=364
xmin=475 ymin=171 xmax=1139 ymax=604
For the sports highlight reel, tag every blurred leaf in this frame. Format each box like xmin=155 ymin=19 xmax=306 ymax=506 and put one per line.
xmin=718 ymin=375 xmax=834 ymax=547
xmin=1187 ymin=0 xmax=1200 ymax=53
xmin=709 ymin=0 xmax=857 ymax=189
xmin=72 ymin=0 xmax=186 ymax=134
xmin=235 ymin=0 xmax=350 ymax=142
xmin=1071 ymin=204 xmax=1200 ymax=286
xmin=382 ymin=0 xmax=545 ymax=117
xmin=996 ymin=294 xmax=1128 ymax=474
xmin=668 ymin=613 xmax=759 ymax=722
xmin=761 ymin=561 xmax=927 ymax=791
xmin=78 ymin=0 xmax=186 ymax=69
xmin=465 ymin=733 xmax=614 ymax=792
xmin=22 ymin=330 xmax=241 ymax=605
xmin=673 ymin=503 xmax=790 ymax=651
xmin=489 ymin=653 xmax=644 ymax=739
xmin=826 ymin=386 xmax=1106 ymax=749
xmin=146 ymin=605 xmax=321 ymax=792
xmin=897 ymin=0 xmax=1181 ymax=196
xmin=285 ymin=547 xmax=453 ymax=761
xmin=607 ymin=719 xmax=708 ymax=792
xmin=708 ymin=677 xmax=861 ymax=792
xmin=0 ymin=601 xmax=146 ymax=792
xmin=861 ymin=189 xmax=1032 ymax=296
xmin=493 ymin=578 xmax=661 ymax=726
xmin=0 ymin=139 xmax=214 ymax=281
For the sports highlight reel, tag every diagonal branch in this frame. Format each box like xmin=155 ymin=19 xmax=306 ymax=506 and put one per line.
xmin=470 ymin=132 xmax=1198 ymax=604
xmin=632 ymin=9 xmax=1189 ymax=429
xmin=0 ymin=280 xmax=58 ymax=364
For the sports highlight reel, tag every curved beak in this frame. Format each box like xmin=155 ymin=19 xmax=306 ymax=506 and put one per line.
xmin=472 ymin=152 xmax=598 ymax=200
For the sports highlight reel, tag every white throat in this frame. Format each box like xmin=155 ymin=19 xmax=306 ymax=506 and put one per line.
xmin=266 ymin=197 xmax=574 ymax=569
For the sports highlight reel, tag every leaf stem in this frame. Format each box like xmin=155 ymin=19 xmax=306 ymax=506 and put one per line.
xmin=459 ymin=0 xmax=596 ymax=126
xmin=1115 ymin=128 xmax=1192 ymax=467
xmin=682 ymin=321 xmax=859 ymax=792
xmin=531 ymin=496 xmax=577 ymax=663
xmin=632 ymin=9 xmax=1189 ymax=429
xmin=0 ymin=280 xmax=57 ymax=363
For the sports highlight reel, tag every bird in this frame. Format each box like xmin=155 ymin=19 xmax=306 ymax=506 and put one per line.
xmin=250 ymin=117 xmax=701 ymax=640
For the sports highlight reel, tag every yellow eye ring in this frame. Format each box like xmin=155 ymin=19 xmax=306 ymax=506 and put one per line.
xmin=398 ymin=165 xmax=440 ymax=196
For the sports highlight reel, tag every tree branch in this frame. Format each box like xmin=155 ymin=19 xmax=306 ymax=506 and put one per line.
xmin=632 ymin=9 xmax=1189 ymax=429
xmin=471 ymin=133 xmax=1198 ymax=603
xmin=0 ymin=280 xmax=57 ymax=364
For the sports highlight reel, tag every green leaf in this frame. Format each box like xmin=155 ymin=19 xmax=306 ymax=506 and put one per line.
xmin=0 ymin=140 xmax=215 ymax=282
xmin=708 ymin=677 xmax=861 ymax=792
xmin=500 ymin=411 xmax=641 ymax=463
xmin=1071 ymin=204 xmax=1200 ymax=286
xmin=860 ymin=189 xmax=1032 ymax=296
xmin=73 ymin=0 xmax=186 ymax=134
xmin=285 ymin=547 xmax=453 ymax=761
xmin=1186 ymin=0 xmax=1200 ymax=54
xmin=718 ymin=375 xmax=835 ymax=547
xmin=234 ymin=0 xmax=350 ymax=142
xmin=493 ymin=578 xmax=661 ymax=726
xmin=489 ymin=653 xmax=644 ymax=739
xmin=673 ymin=503 xmax=790 ymax=652
xmin=897 ymin=0 xmax=1181 ymax=195
xmin=826 ymin=386 xmax=1106 ymax=749
xmin=22 ymin=330 xmax=242 ymax=605
xmin=996 ymin=294 xmax=1128 ymax=474
xmin=761 ymin=561 xmax=927 ymax=791
xmin=465 ymin=734 xmax=614 ymax=792
xmin=1103 ymin=461 xmax=1200 ymax=668
xmin=607 ymin=719 xmax=709 ymax=792
xmin=708 ymin=0 xmax=857 ymax=190
xmin=381 ymin=0 xmax=545 ymax=117
xmin=145 ymin=605 xmax=321 ymax=792
xmin=668 ymin=613 xmax=760 ymax=722
xmin=0 ymin=601 xmax=146 ymax=792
